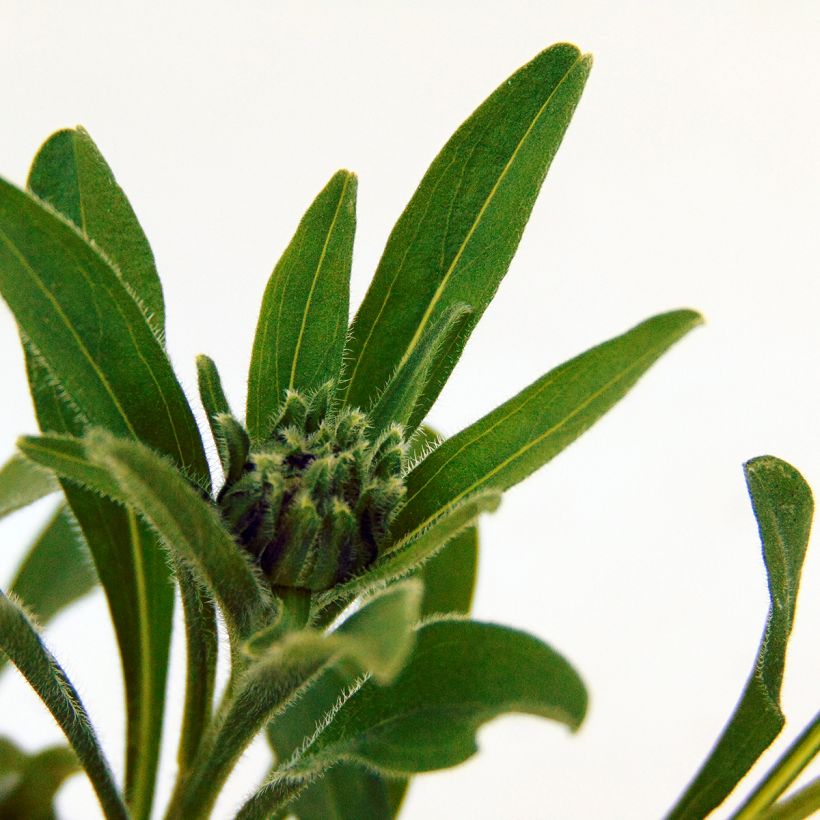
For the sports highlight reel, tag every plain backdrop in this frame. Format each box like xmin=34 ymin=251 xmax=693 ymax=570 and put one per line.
xmin=0 ymin=3 xmax=818 ymax=818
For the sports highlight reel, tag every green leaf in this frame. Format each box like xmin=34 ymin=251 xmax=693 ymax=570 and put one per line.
xmin=667 ymin=456 xmax=814 ymax=820
xmin=342 ymin=43 xmax=592 ymax=411
xmin=406 ymin=426 xmax=480 ymax=619
xmin=247 ymin=170 xmax=357 ymax=441
xmin=238 ymin=619 xmax=587 ymax=819
xmin=170 ymin=581 xmax=421 ymax=819
xmin=759 ymin=776 xmax=820 ymax=820
xmin=27 ymin=126 xmax=165 ymax=335
xmin=367 ymin=303 xmax=472 ymax=436
xmin=265 ymin=665 xmax=396 ymax=820
xmin=0 ymin=174 xmax=207 ymax=480
xmin=22 ymin=130 xmax=211 ymax=817
xmin=19 ymin=429 xmax=270 ymax=638
xmin=7 ymin=505 xmax=96 ymax=627
xmin=0 ymin=454 xmax=58 ymax=520
xmin=0 ymin=589 xmax=128 ymax=819
xmin=0 ymin=737 xmax=78 ymax=820
xmin=393 ymin=309 xmax=702 ymax=540
xmin=21 ymin=357 xmax=174 ymax=820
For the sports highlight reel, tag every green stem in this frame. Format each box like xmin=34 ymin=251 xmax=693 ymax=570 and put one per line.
xmin=733 ymin=711 xmax=820 ymax=819
xmin=761 ymin=777 xmax=820 ymax=820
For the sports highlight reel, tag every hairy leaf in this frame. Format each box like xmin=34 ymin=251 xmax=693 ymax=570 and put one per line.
xmin=667 ymin=456 xmax=814 ymax=819
xmin=342 ymin=43 xmax=591 ymax=411
xmin=248 ymin=171 xmax=357 ymax=441
xmin=170 ymin=582 xmax=421 ymax=818
xmin=0 ymin=454 xmax=57 ymax=520
xmin=239 ymin=619 xmax=587 ymax=818
xmin=367 ymin=304 xmax=472 ymax=436
xmin=27 ymin=126 xmax=164 ymax=334
xmin=0 ymin=590 xmax=127 ymax=819
xmin=394 ymin=310 xmax=702 ymax=539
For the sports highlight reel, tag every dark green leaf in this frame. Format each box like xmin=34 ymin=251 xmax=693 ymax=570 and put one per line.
xmin=367 ymin=304 xmax=472 ymax=436
xmin=171 ymin=582 xmax=421 ymax=819
xmin=393 ymin=309 xmax=702 ymax=540
xmin=0 ymin=455 xmax=57 ymax=520
xmin=342 ymin=43 xmax=592 ymax=411
xmin=0 ymin=737 xmax=78 ymax=820
xmin=0 ymin=590 xmax=128 ymax=819
xmin=27 ymin=126 xmax=165 ymax=334
xmin=247 ymin=171 xmax=357 ymax=441
xmin=667 ymin=456 xmax=814 ymax=819
xmin=238 ymin=619 xmax=587 ymax=819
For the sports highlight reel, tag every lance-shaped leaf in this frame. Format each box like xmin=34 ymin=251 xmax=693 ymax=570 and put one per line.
xmin=342 ymin=43 xmax=592 ymax=411
xmin=667 ymin=456 xmax=814 ymax=819
xmin=0 ymin=454 xmax=58 ymax=519
xmin=19 ymin=430 xmax=270 ymax=638
xmin=0 ymin=174 xmax=207 ymax=478
xmin=170 ymin=582 xmax=421 ymax=819
xmin=0 ymin=589 xmax=128 ymax=819
xmin=0 ymin=737 xmax=79 ymax=819
xmin=27 ymin=126 xmax=165 ymax=334
xmin=22 ymin=353 xmax=175 ymax=820
xmin=367 ymin=304 xmax=472 ymax=437
xmin=317 ymin=490 xmax=499 ymax=611
xmin=248 ymin=171 xmax=357 ymax=441
xmin=239 ymin=619 xmax=587 ymax=819
xmin=393 ymin=309 xmax=702 ymax=539
xmin=23 ymin=132 xmax=211 ymax=815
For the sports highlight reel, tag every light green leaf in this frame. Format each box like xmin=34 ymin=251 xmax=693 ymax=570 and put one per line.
xmin=0 ymin=737 xmax=78 ymax=820
xmin=27 ymin=126 xmax=165 ymax=334
xmin=0 ymin=454 xmax=58 ymax=520
xmin=393 ymin=309 xmax=702 ymax=540
xmin=247 ymin=170 xmax=357 ymax=442
xmin=239 ymin=619 xmax=587 ymax=819
xmin=367 ymin=304 xmax=472 ymax=437
xmin=667 ymin=456 xmax=814 ymax=820
xmin=170 ymin=581 xmax=421 ymax=819
xmin=342 ymin=43 xmax=592 ymax=412
xmin=0 ymin=589 xmax=128 ymax=819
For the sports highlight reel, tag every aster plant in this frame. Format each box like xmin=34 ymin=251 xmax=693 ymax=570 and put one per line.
xmin=0 ymin=42 xmax=816 ymax=819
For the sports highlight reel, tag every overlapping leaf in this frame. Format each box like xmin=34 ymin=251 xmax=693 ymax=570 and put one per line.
xmin=393 ymin=310 xmax=702 ymax=540
xmin=667 ymin=456 xmax=814 ymax=819
xmin=239 ymin=619 xmax=587 ymax=818
xmin=0 ymin=454 xmax=57 ymax=519
xmin=169 ymin=582 xmax=421 ymax=818
xmin=248 ymin=170 xmax=357 ymax=441
xmin=342 ymin=43 xmax=592 ymax=413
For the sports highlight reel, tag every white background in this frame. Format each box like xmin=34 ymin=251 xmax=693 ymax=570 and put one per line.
xmin=1 ymin=2 xmax=818 ymax=818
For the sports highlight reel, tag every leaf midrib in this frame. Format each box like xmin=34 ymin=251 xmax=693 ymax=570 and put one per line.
xmin=344 ymin=51 xmax=584 ymax=400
